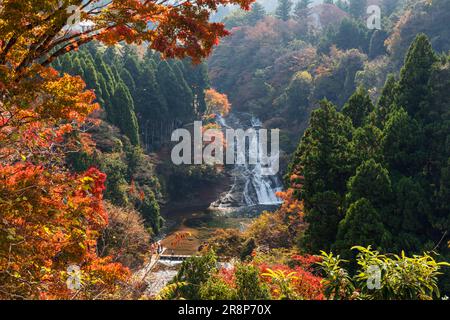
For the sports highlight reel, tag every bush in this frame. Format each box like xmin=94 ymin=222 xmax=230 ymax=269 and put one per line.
xmin=99 ymin=203 xmax=151 ymax=270
xmin=319 ymin=246 xmax=450 ymax=300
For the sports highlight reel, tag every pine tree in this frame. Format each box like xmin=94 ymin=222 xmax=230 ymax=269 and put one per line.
xmin=345 ymin=159 xmax=393 ymax=214
xmin=293 ymin=0 xmax=311 ymax=21
xmin=352 ymin=124 xmax=383 ymax=163
xmin=247 ymin=3 xmax=266 ymax=26
xmin=94 ymin=52 xmax=115 ymax=97
xmin=181 ymin=59 xmax=210 ymax=115
xmin=395 ymin=34 xmax=437 ymax=118
xmin=111 ymin=82 xmax=140 ymax=145
xmin=71 ymin=57 xmax=85 ymax=78
xmin=123 ymin=46 xmax=141 ymax=78
xmin=292 ymin=100 xmax=355 ymax=253
xmin=342 ymin=86 xmax=374 ymax=128
xmin=335 ymin=198 xmax=388 ymax=255
xmin=382 ymin=107 xmax=424 ymax=176
xmin=375 ymin=74 xmax=397 ymax=128
xmin=120 ymin=68 xmax=136 ymax=96
xmin=349 ymin=0 xmax=367 ymax=19
xmin=157 ymin=61 xmax=193 ymax=121
xmin=135 ymin=65 xmax=168 ymax=121
xmin=393 ymin=177 xmax=430 ymax=252
xmin=83 ymin=58 xmax=102 ymax=98
xmin=275 ymin=0 xmax=293 ymax=21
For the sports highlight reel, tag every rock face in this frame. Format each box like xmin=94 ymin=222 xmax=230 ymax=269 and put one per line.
xmin=210 ymin=112 xmax=283 ymax=211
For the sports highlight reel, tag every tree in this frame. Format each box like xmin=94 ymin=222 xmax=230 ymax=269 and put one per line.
xmin=395 ymin=34 xmax=437 ymax=118
xmin=157 ymin=61 xmax=193 ymax=121
xmin=110 ymin=82 xmax=140 ymax=145
xmin=205 ymin=89 xmax=232 ymax=116
xmin=369 ymin=30 xmax=388 ymax=59
xmin=352 ymin=124 xmax=383 ymax=163
xmin=135 ymin=65 xmax=168 ymax=122
xmin=247 ymin=3 xmax=266 ymax=26
xmin=335 ymin=199 xmax=388 ymax=255
xmin=275 ymin=0 xmax=293 ymax=21
xmin=342 ymin=86 xmax=374 ymax=128
xmin=235 ymin=264 xmax=271 ymax=300
xmin=0 ymin=0 xmax=254 ymax=71
xmin=375 ymin=74 xmax=398 ymax=128
xmin=284 ymin=71 xmax=313 ymax=119
xmin=382 ymin=107 xmax=424 ymax=176
xmin=0 ymin=165 xmax=130 ymax=299
xmin=293 ymin=0 xmax=311 ymax=21
xmin=334 ymin=18 xmax=370 ymax=52
xmin=181 ymin=59 xmax=210 ymax=115
xmin=349 ymin=0 xmax=367 ymax=19
xmin=290 ymin=100 xmax=355 ymax=252
xmin=345 ymin=159 xmax=393 ymax=210
xmin=393 ymin=177 xmax=430 ymax=252
xmin=169 ymin=251 xmax=218 ymax=299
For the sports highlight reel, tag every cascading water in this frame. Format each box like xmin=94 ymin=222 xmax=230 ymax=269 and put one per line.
xmin=211 ymin=113 xmax=283 ymax=211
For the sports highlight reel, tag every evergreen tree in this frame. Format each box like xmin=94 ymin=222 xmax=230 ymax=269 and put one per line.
xmin=135 ymin=185 xmax=162 ymax=234
xmin=172 ymin=61 xmax=195 ymax=119
xmin=293 ymin=0 xmax=311 ymax=21
xmin=247 ymin=3 xmax=266 ymax=26
xmin=382 ymin=107 xmax=424 ymax=176
xmin=292 ymin=100 xmax=355 ymax=252
xmin=342 ymin=86 xmax=374 ymax=128
xmin=345 ymin=159 xmax=393 ymax=214
xmin=369 ymin=30 xmax=388 ymax=59
xmin=375 ymin=74 xmax=397 ymax=128
xmin=157 ymin=61 xmax=193 ymax=121
xmin=334 ymin=18 xmax=370 ymax=52
xmin=352 ymin=124 xmax=383 ymax=163
xmin=393 ymin=177 xmax=430 ymax=252
xmin=120 ymin=68 xmax=136 ymax=96
xmin=83 ymin=58 xmax=102 ymax=98
xmin=335 ymin=198 xmax=388 ymax=255
xmin=395 ymin=34 xmax=437 ymax=118
xmin=94 ymin=52 xmax=115 ymax=96
xmin=111 ymin=82 xmax=140 ymax=145
xmin=123 ymin=46 xmax=141 ymax=78
xmin=181 ymin=60 xmax=210 ymax=115
xmin=275 ymin=0 xmax=293 ymax=21
xmin=349 ymin=0 xmax=367 ymax=19
xmin=135 ymin=65 xmax=168 ymax=121
xmin=71 ymin=57 xmax=85 ymax=78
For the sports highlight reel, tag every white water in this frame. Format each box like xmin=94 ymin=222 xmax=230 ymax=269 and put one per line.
xmin=213 ymin=113 xmax=283 ymax=209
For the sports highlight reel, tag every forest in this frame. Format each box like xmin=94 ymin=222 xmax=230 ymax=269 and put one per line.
xmin=0 ymin=0 xmax=449 ymax=301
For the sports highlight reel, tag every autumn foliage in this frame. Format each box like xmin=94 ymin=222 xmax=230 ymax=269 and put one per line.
xmin=205 ymin=88 xmax=232 ymax=116
xmin=0 ymin=0 xmax=253 ymax=299
xmin=0 ymin=164 xmax=130 ymax=299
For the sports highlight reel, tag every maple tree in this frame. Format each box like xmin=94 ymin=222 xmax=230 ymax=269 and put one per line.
xmin=0 ymin=0 xmax=254 ymax=299
xmin=204 ymin=88 xmax=231 ymax=116
xmin=0 ymin=164 xmax=130 ymax=299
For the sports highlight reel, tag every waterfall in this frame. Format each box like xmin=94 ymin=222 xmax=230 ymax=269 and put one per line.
xmin=211 ymin=113 xmax=283 ymax=210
